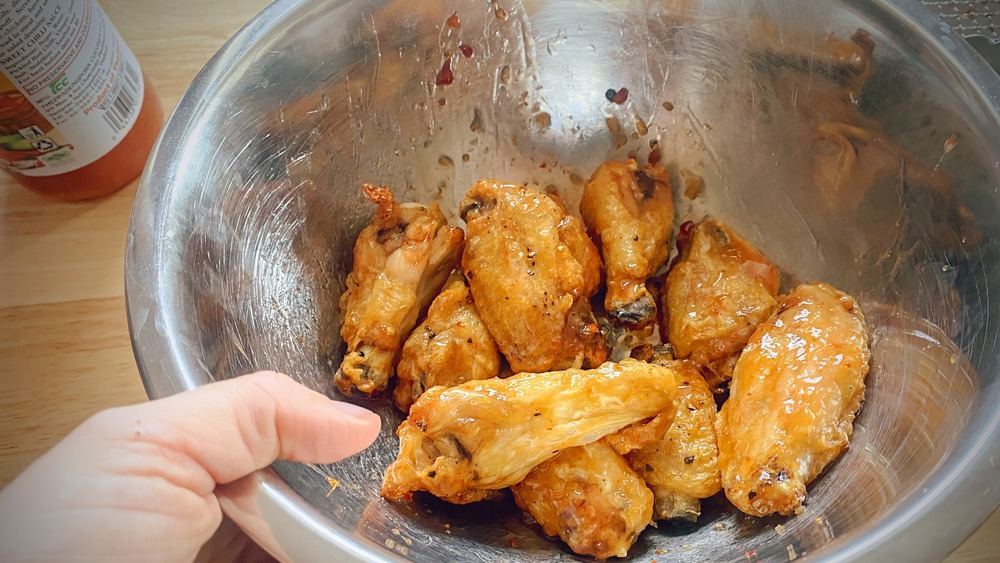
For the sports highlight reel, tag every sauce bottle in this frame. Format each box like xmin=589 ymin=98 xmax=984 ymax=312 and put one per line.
xmin=0 ymin=0 xmax=163 ymax=201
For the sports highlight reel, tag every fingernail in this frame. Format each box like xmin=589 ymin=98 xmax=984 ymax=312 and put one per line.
xmin=330 ymin=401 xmax=380 ymax=422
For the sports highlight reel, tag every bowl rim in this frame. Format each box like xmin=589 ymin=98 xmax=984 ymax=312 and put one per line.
xmin=125 ymin=0 xmax=1000 ymax=561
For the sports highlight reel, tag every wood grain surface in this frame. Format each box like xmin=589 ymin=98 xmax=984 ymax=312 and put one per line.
xmin=0 ymin=1 xmax=996 ymax=561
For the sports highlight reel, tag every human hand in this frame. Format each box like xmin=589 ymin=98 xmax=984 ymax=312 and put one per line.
xmin=0 ymin=371 xmax=381 ymax=562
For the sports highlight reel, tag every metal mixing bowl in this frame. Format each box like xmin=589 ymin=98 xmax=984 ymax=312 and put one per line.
xmin=126 ymin=0 xmax=1000 ymax=561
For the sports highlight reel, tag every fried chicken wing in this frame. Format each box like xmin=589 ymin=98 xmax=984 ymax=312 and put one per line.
xmin=663 ymin=219 xmax=781 ymax=392
xmin=580 ymin=159 xmax=675 ymax=327
xmin=459 ymin=180 xmax=606 ymax=373
xmin=393 ymin=270 xmax=501 ymax=412
xmin=627 ymin=359 xmax=721 ymax=522
xmin=336 ymin=184 xmax=464 ymax=395
xmin=512 ymin=440 xmax=654 ymax=560
xmin=380 ymin=359 xmax=678 ymax=504
xmin=717 ymin=282 xmax=870 ymax=517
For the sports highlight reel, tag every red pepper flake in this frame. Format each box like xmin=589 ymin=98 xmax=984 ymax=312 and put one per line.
xmin=436 ymin=59 xmax=454 ymax=85
xmin=459 ymin=44 xmax=473 ymax=58
xmin=648 ymin=147 xmax=662 ymax=165
xmin=612 ymin=87 xmax=629 ymax=104
xmin=679 ymin=220 xmax=695 ymax=238
xmin=446 ymin=12 xmax=460 ymax=28
xmin=675 ymin=220 xmax=696 ymax=256
xmin=508 ymin=537 xmax=520 ymax=548
xmin=437 ymin=98 xmax=447 ymax=106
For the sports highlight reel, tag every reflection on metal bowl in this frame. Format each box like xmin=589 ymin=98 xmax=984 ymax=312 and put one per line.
xmin=126 ymin=0 xmax=1000 ymax=561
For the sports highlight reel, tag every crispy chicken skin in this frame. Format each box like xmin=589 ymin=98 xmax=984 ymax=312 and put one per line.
xmin=627 ymin=359 xmax=721 ymax=522
xmin=380 ymin=359 xmax=678 ymax=504
xmin=512 ymin=440 xmax=654 ymax=560
xmin=580 ymin=159 xmax=675 ymax=328
xmin=717 ymin=283 xmax=870 ymax=517
xmin=336 ymin=184 xmax=464 ymax=395
xmin=459 ymin=180 xmax=606 ymax=373
xmin=394 ymin=270 xmax=501 ymax=412
xmin=664 ymin=219 xmax=781 ymax=392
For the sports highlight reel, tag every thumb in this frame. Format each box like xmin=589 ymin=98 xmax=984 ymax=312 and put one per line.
xmin=101 ymin=371 xmax=381 ymax=489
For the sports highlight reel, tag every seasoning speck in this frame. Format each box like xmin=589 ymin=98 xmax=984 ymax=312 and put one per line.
xmin=470 ymin=108 xmax=483 ymax=133
xmin=605 ymin=116 xmax=628 ymax=148
xmin=325 ymin=476 xmax=340 ymax=497
xmin=446 ymin=12 xmax=460 ymax=28
xmin=459 ymin=44 xmax=474 ymax=58
xmin=605 ymin=88 xmax=616 ymax=101
xmin=662 ymin=101 xmax=674 ymax=111
xmin=944 ymin=133 xmax=958 ymax=153
xmin=648 ymin=147 xmax=662 ymax=165
xmin=612 ymin=87 xmax=629 ymax=104
xmin=682 ymin=170 xmax=704 ymax=199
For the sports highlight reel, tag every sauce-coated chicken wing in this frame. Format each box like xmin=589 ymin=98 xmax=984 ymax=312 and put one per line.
xmin=627 ymin=359 xmax=721 ymax=522
xmin=380 ymin=359 xmax=678 ymax=504
xmin=663 ymin=219 xmax=780 ymax=392
xmin=336 ymin=184 xmax=464 ymax=395
xmin=394 ymin=270 xmax=501 ymax=412
xmin=580 ymin=159 xmax=675 ymax=327
xmin=512 ymin=440 xmax=654 ymax=560
xmin=460 ymin=180 xmax=606 ymax=373
xmin=717 ymin=282 xmax=870 ymax=517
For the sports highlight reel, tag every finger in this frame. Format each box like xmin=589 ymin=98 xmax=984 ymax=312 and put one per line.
xmin=100 ymin=371 xmax=381 ymax=488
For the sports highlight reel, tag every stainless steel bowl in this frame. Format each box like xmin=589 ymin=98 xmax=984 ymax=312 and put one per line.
xmin=126 ymin=0 xmax=1000 ymax=561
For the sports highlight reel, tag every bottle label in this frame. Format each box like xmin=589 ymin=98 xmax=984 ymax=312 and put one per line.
xmin=0 ymin=0 xmax=145 ymax=177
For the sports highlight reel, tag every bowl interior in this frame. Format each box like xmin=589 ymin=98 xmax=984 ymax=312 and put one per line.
xmin=128 ymin=0 xmax=1000 ymax=561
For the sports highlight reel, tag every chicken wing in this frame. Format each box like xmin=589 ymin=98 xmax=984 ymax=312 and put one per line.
xmin=663 ymin=219 xmax=781 ymax=392
xmin=380 ymin=359 xmax=678 ymax=504
xmin=459 ymin=180 xmax=606 ymax=373
xmin=393 ymin=270 xmax=501 ymax=412
xmin=512 ymin=440 xmax=653 ymax=560
xmin=580 ymin=159 xmax=675 ymax=328
xmin=716 ymin=282 xmax=870 ymax=517
xmin=336 ymin=184 xmax=464 ymax=395
xmin=626 ymin=359 xmax=721 ymax=522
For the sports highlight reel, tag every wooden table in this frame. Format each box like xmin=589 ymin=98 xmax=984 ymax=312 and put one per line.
xmin=0 ymin=0 xmax=996 ymax=560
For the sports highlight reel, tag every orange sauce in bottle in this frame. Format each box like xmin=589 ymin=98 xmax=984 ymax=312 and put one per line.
xmin=3 ymin=74 xmax=163 ymax=201
xmin=0 ymin=0 xmax=164 ymax=201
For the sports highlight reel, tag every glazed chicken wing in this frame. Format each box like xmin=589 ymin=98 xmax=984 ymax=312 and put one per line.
xmin=512 ymin=440 xmax=653 ymax=560
xmin=336 ymin=184 xmax=464 ymax=395
xmin=664 ymin=219 xmax=781 ymax=392
xmin=460 ymin=180 xmax=606 ymax=373
xmin=380 ymin=359 xmax=678 ymax=504
xmin=580 ymin=159 xmax=675 ymax=327
xmin=717 ymin=282 xmax=870 ymax=517
xmin=394 ymin=270 xmax=501 ymax=412
xmin=627 ymin=359 xmax=721 ymax=522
